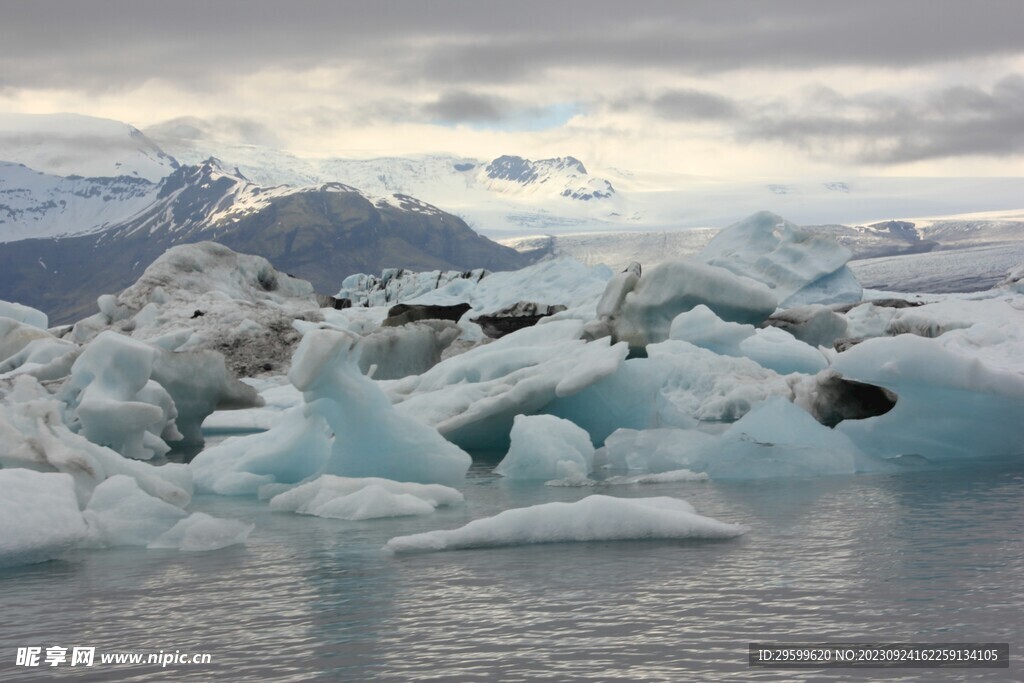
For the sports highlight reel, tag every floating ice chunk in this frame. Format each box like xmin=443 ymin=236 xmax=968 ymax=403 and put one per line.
xmin=148 ymin=348 xmax=262 ymax=446
xmin=356 ymin=320 xmax=460 ymax=379
xmin=190 ymin=406 xmax=331 ymax=495
xmin=784 ymin=267 xmax=862 ymax=308
xmin=600 ymin=427 xmax=718 ymax=473
xmin=0 ymin=317 xmax=54 ymax=365
xmin=606 ymin=259 xmax=777 ymax=348
xmin=292 ymin=329 xmax=472 ymax=484
xmin=668 ymin=304 xmax=752 ymax=349
xmin=699 ymin=397 xmax=864 ymax=479
xmin=83 ymin=475 xmax=187 ymax=547
xmin=545 ymin=469 xmax=708 ymax=487
xmin=842 ymin=302 xmax=900 ymax=340
xmin=548 ymin=340 xmax=793 ymax=443
xmin=736 ymin=327 xmax=827 ymax=375
xmin=269 ymin=475 xmax=463 ymax=520
xmin=147 ymin=512 xmax=252 ymax=551
xmin=384 ymin=495 xmax=745 ymax=553
xmin=384 ymin=319 xmax=628 ymax=451
xmin=0 ymin=336 xmax=77 ymax=380
xmin=699 ymin=211 xmax=861 ymax=306
xmin=336 ymin=268 xmax=489 ymax=308
xmin=766 ymin=305 xmax=849 ymax=348
xmin=68 ymin=331 xmax=178 ymax=460
xmin=70 ymin=242 xmax=323 ymax=377
xmin=406 ymin=258 xmax=614 ymax=322
xmin=596 ymin=398 xmax=865 ymax=479
xmin=0 ymin=469 xmax=88 ymax=568
xmin=833 ymin=334 xmax=1024 ymax=461
xmin=607 ymin=469 xmax=709 ymax=484
xmin=669 ymin=305 xmax=827 ymax=375
xmin=201 ymin=380 xmax=301 ymax=436
xmin=0 ymin=299 xmax=48 ymax=329
xmin=495 ymin=414 xmax=595 ymax=480
xmin=0 ymin=377 xmax=192 ymax=507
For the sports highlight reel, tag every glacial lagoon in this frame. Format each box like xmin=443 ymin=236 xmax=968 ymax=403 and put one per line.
xmin=2 ymin=459 xmax=1020 ymax=682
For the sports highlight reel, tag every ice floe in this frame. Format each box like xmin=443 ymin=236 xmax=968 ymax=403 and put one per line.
xmin=699 ymin=211 xmax=862 ymax=307
xmin=0 ymin=469 xmax=88 ymax=568
xmin=384 ymin=495 xmax=745 ymax=553
xmin=495 ymin=414 xmax=595 ymax=480
xmin=269 ymin=475 xmax=464 ymax=520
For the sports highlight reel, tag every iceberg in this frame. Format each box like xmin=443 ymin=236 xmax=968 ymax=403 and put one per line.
xmin=69 ymin=242 xmax=323 ymax=377
xmin=833 ymin=334 xmax=1024 ymax=461
xmin=599 ymin=427 xmax=716 ymax=473
xmin=292 ymin=329 xmax=472 ymax=484
xmin=0 ymin=376 xmax=193 ymax=506
xmin=548 ymin=339 xmax=794 ymax=443
xmin=82 ymin=475 xmax=188 ymax=547
xmin=0 ymin=469 xmax=88 ymax=568
xmin=495 ymin=414 xmax=595 ymax=480
xmin=699 ymin=211 xmax=862 ymax=306
xmin=193 ymin=328 xmax=472 ymax=488
xmin=669 ymin=305 xmax=827 ymax=375
xmin=593 ymin=259 xmax=777 ymax=348
xmin=399 ymin=258 xmax=613 ymax=322
xmin=765 ymin=304 xmax=849 ymax=349
xmin=598 ymin=397 xmax=867 ymax=479
xmin=67 ymin=331 xmax=181 ymax=460
xmin=356 ymin=320 xmax=460 ymax=379
xmin=147 ymin=512 xmax=253 ymax=552
xmin=384 ymin=319 xmax=628 ymax=451
xmin=269 ymin=475 xmax=464 ymax=520
xmin=0 ymin=317 xmax=56 ymax=367
xmin=0 ymin=334 xmax=77 ymax=380
xmin=384 ymin=495 xmax=745 ymax=553
xmin=190 ymin=406 xmax=331 ymax=495
xmin=0 ymin=299 xmax=48 ymax=330
xmin=545 ymin=469 xmax=709 ymax=487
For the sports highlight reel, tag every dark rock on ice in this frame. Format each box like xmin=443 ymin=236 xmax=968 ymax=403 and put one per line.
xmin=383 ymin=302 xmax=472 ymax=327
xmin=805 ymin=373 xmax=898 ymax=428
xmin=472 ymin=302 xmax=568 ymax=339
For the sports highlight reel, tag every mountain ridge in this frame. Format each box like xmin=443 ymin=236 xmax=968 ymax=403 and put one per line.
xmin=0 ymin=159 xmax=531 ymax=323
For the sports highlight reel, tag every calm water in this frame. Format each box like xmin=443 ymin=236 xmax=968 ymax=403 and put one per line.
xmin=1 ymin=461 xmax=1021 ymax=682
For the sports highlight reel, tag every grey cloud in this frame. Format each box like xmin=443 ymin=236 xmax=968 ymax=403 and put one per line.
xmin=2 ymin=1 xmax=1023 ymax=92
xmin=146 ymin=116 xmax=283 ymax=147
xmin=421 ymin=92 xmax=508 ymax=123
xmin=740 ymin=75 xmax=1024 ymax=164
xmin=649 ymin=89 xmax=739 ymax=121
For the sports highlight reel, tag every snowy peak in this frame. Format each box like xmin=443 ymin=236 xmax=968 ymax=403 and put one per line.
xmin=483 ymin=155 xmax=588 ymax=184
xmin=0 ymin=112 xmax=179 ymax=182
xmin=0 ymin=161 xmax=158 ymax=242
xmin=481 ymin=155 xmax=615 ymax=201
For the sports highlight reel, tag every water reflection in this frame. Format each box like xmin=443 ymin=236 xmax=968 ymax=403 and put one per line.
xmin=0 ymin=462 xmax=1020 ymax=681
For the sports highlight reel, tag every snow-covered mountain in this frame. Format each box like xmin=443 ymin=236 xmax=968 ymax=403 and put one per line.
xmin=0 ymin=159 xmax=530 ymax=323
xmin=0 ymin=113 xmax=178 ymax=182
xmin=144 ymin=115 xmax=1024 ymax=237
xmin=478 ymin=155 xmax=614 ymax=201
xmin=0 ymin=161 xmax=158 ymax=241
xmin=145 ymin=126 xmax=628 ymax=234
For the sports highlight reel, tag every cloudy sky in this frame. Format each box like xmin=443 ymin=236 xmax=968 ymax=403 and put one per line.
xmin=2 ymin=0 xmax=1024 ymax=178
